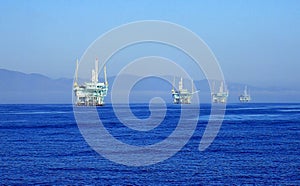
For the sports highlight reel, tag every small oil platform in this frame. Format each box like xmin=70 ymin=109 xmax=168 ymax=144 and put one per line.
xmin=73 ymin=58 xmax=108 ymax=106
xmin=171 ymin=77 xmax=193 ymax=104
xmin=239 ymin=86 xmax=251 ymax=103
xmin=212 ymin=81 xmax=229 ymax=103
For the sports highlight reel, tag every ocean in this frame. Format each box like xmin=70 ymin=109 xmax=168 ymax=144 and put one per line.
xmin=1 ymin=103 xmax=299 ymax=185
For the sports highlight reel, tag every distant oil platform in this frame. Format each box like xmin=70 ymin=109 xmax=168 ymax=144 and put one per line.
xmin=212 ymin=81 xmax=229 ymax=104
xmin=171 ymin=77 xmax=195 ymax=104
xmin=239 ymin=86 xmax=251 ymax=103
xmin=73 ymin=58 xmax=108 ymax=106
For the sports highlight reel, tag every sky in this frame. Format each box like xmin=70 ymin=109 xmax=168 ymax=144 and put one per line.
xmin=0 ymin=0 xmax=299 ymax=89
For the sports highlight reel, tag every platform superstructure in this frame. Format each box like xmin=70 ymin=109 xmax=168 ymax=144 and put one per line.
xmin=73 ymin=58 xmax=108 ymax=106
xmin=239 ymin=86 xmax=251 ymax=103
xmin=172 ymin=77 xmax=193 ymax=104
xmin=212 ymin=81 xmax=229 ymax=103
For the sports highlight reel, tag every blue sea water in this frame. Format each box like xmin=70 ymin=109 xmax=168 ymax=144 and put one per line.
xmin=1 ymin=103 xmax=300 ymax=185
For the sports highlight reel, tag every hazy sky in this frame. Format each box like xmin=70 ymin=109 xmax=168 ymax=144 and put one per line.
xmin=0 ymin=0 xmax=299 ymax=88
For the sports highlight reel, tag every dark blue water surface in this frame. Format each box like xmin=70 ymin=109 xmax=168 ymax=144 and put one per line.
xmin=1 ymin=104 xmax=299 ymax=185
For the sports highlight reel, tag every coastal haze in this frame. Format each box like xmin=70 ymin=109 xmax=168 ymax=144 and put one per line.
xmin=1 ymin=68 xmax=300 ymax=104
xmin=0 ymin=1 xmax=300 ymax=104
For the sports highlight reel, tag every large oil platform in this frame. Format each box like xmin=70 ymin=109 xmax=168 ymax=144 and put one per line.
xmin=73 ymin=58 xmax=108 ymax=106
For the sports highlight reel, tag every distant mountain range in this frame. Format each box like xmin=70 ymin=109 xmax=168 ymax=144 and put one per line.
xmin=0 ymin=68 xmax=299 ymax=104
xmin=0 ymin=69 xmax=72 ymax=104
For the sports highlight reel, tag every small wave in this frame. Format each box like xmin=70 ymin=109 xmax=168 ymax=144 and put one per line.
xmin=4 ymin=111 xmax=72 ymax=115
xmin=226 ymin=107 xmax=264 ymax=111
xmin=223 ymin=114 xmax=290 ymax=121
xmin=0 ymin=119 xmax=28 ymax=123
xmin=278 ymin=109 xmax=300 ymax=112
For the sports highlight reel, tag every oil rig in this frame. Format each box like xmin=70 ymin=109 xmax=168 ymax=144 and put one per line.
xmin=239 ymin=86 xmax=251 ymax=103
xmin=171 ymin=77 xmax=194 ymax=104
xmin=73 ymin=58 xmax=108 ymax=106
xmin=212 ymin=81 xmax=229 ymax=103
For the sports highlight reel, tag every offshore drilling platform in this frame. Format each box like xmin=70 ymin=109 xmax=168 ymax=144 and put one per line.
xmin=211 ymin=81 xmax=229 ymax=103
xmin=171 ymin=77 xmax=193 ymax=104
xmin=73 ymin=58 xmax=108 ymax=106
xmin=239 ymin=86 xmax=251 ymax=103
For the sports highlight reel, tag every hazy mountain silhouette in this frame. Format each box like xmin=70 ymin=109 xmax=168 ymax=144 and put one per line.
xmin=0 ymin=69 xmax=72 ymax=104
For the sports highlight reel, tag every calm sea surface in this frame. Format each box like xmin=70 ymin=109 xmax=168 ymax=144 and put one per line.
xmin=1 ymin=103 xmax=299 ymax=185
